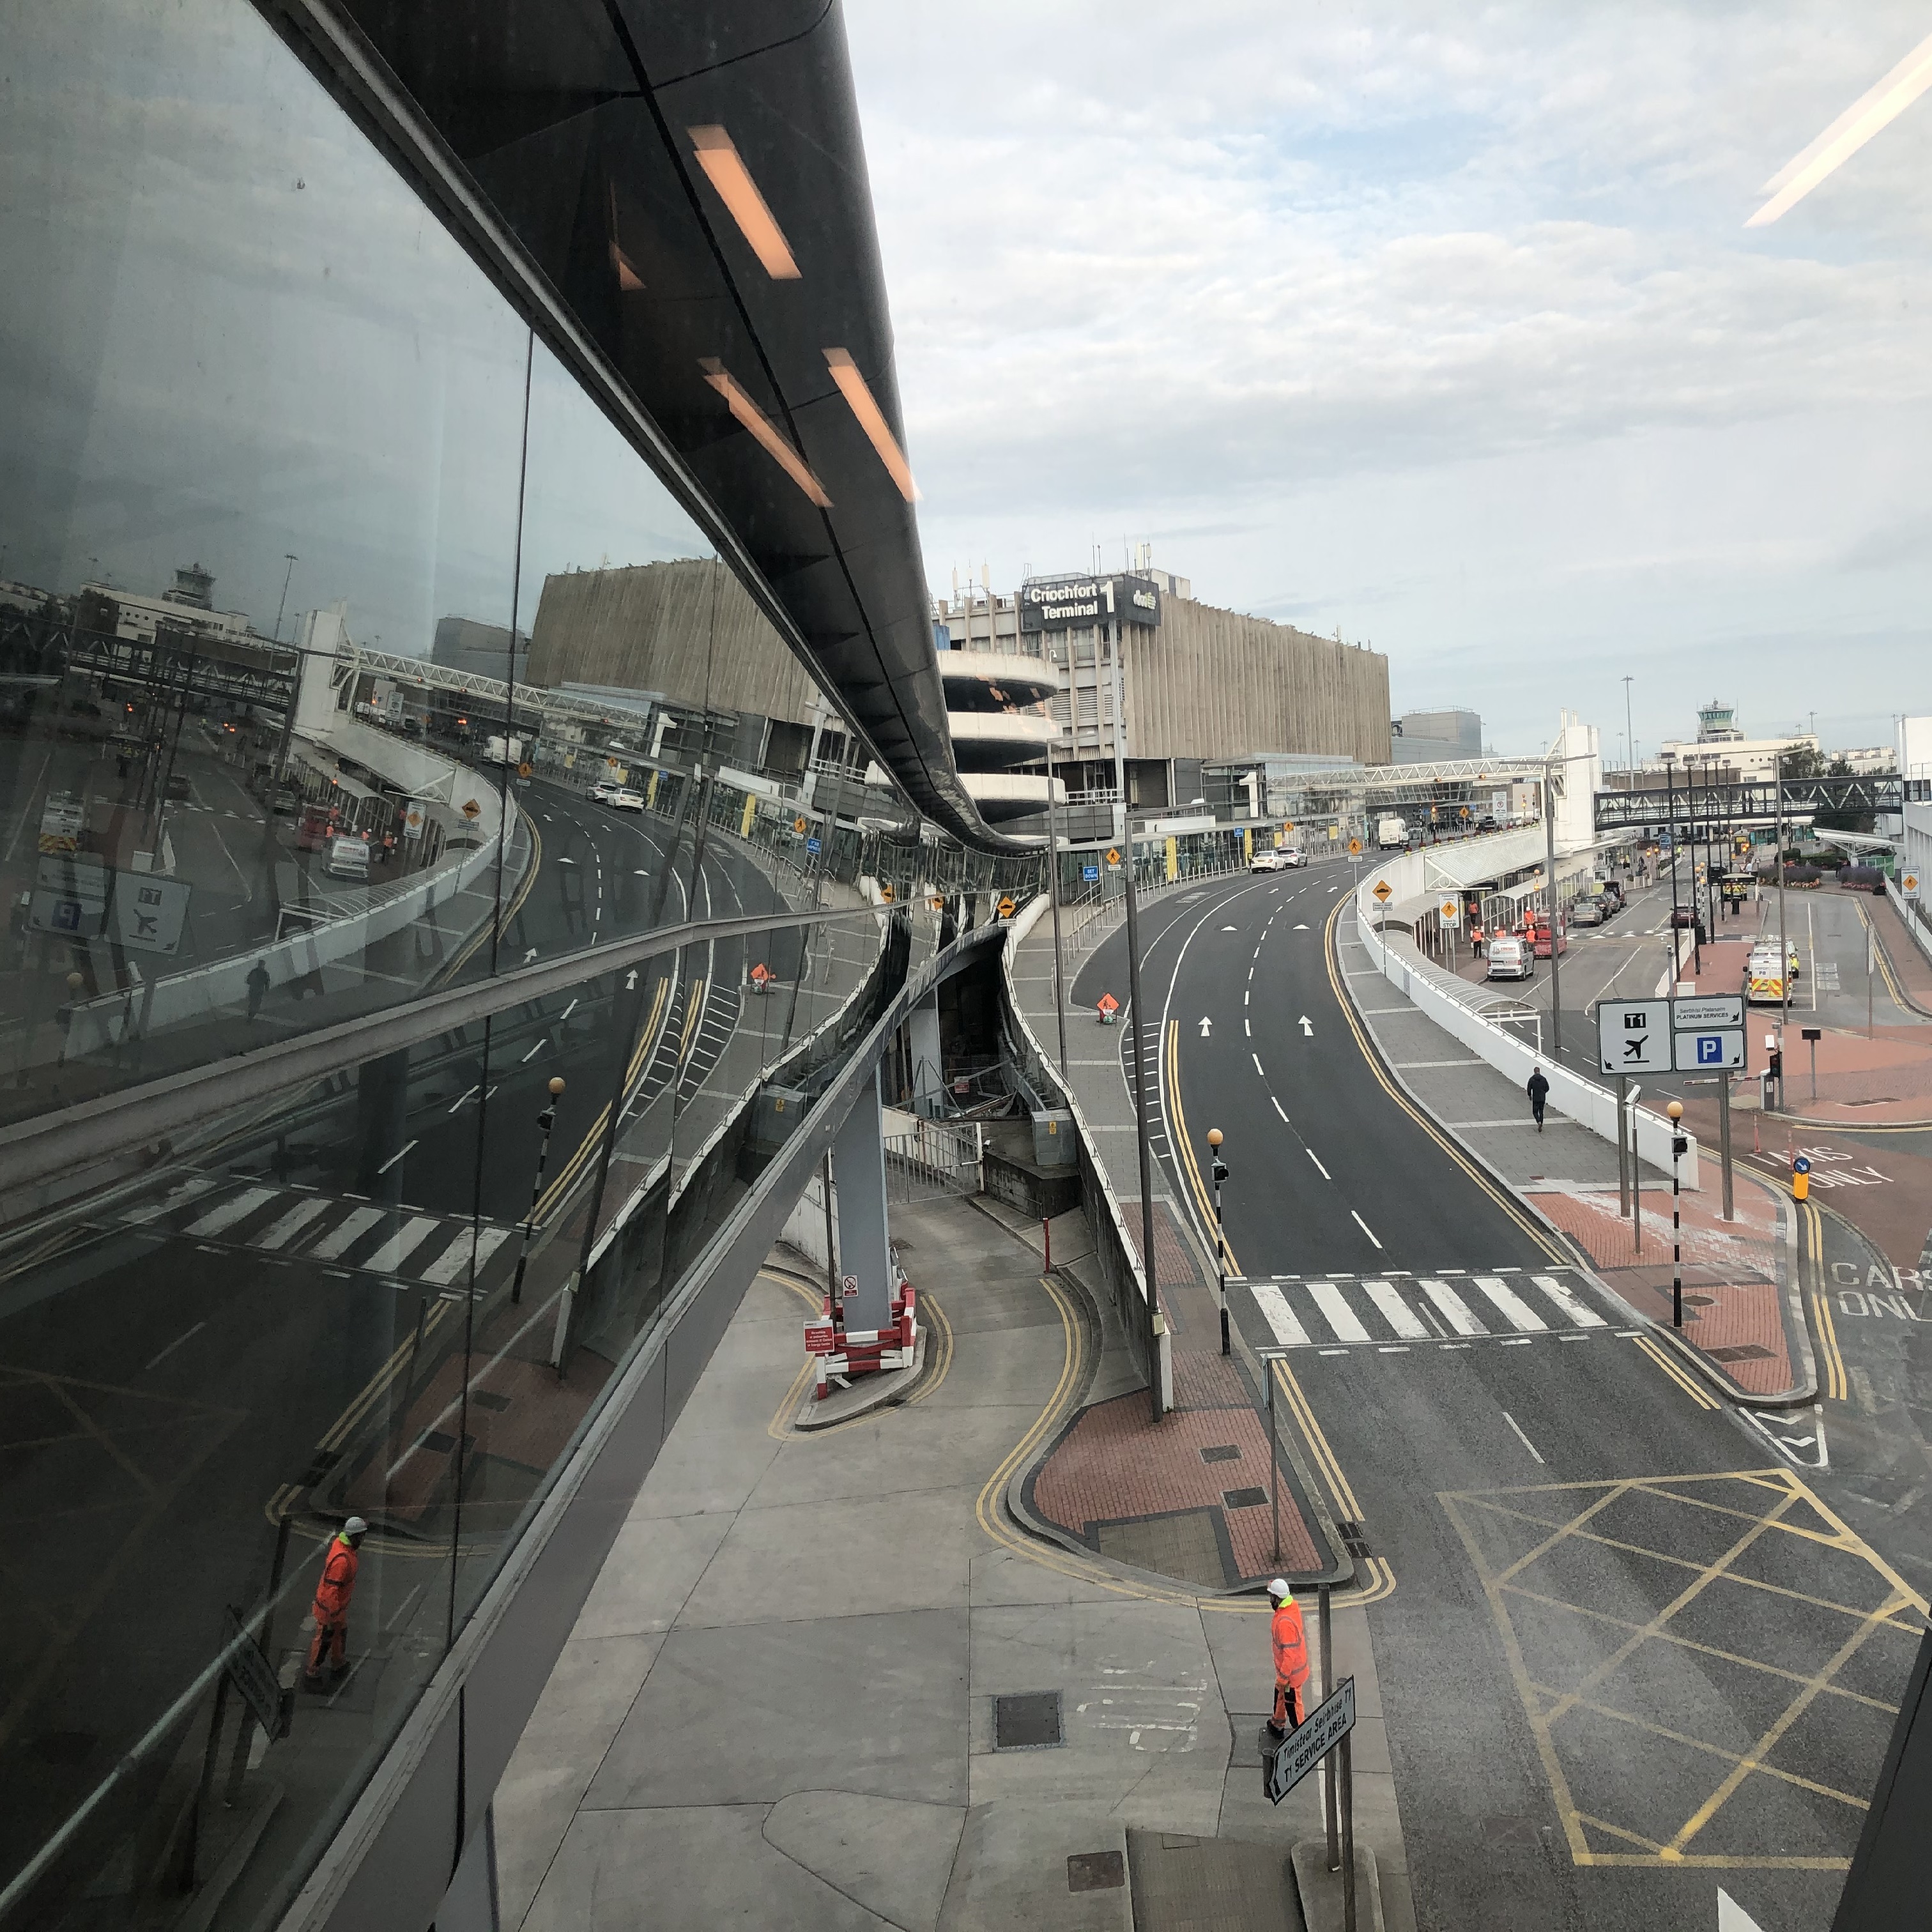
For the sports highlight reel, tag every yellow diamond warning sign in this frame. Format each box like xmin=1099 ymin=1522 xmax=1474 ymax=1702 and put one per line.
xmin=1105 ymin=848 xmax=1121 ymax=868
xmin=1372 ymin=878 xmax=1393 ymax=904
xmin=793 ymin=815 xmax=808 ymax=834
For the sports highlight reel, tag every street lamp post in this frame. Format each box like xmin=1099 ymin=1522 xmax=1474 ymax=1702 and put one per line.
xmin=1542 ymin=758 xmax=1563 ymax=1058
xmin=1120 ymin=822 xmax=1165 ymax=1422
xmin=1623 ymin=675 xmax=1636 ymax=783
xmin=1667 ymin=1098 xmax=1687 ymax=1328
xmin=510 ymin=1077 xmax=565 ymax=1305
xmin=1208 ymin=1127 xmax=1230 ymax=1355
xmin=1663 ymin=752 xmax=1683 ymax=989
xmin=273 ymin=553 xmax=298 ymax=643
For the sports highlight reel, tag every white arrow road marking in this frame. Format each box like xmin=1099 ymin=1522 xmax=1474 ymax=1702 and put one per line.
xmin=625 ymin=969 xmax=638 ymax=989
xmin=1221 ymin=924 xmax=1237 ymax=931
xmin=1199 ymin=1016 xmax=1212 ymax=1038
xmin=1299 ymin=1016 xmax=1314 ymax=1036
xmin=523 ymin=947 xmax=539 ymax=963
xmin=1294 ymin=923 xmax=1310 ymax=930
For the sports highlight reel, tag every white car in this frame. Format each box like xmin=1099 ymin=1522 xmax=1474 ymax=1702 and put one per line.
xmin=588 ymin=781 xmax=617 ymax=803
xmin=1485 ymin=933 xmax=1532 ymax=981
xmin=325 ymin=834 xmax=370 ymax=880
xmin=607 ymin=788 xmax=645 ymax=813
xmin=1280 ymin=846 xmax=1307 ymax=868
xmin=1249 ymin=849 xmax=1284 ymax=873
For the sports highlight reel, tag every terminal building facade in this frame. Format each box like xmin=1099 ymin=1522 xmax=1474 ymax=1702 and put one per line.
xmin=0 ymin=4 xmax=1031 ymax=1929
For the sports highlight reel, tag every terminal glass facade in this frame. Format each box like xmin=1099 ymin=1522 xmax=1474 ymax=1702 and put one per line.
xmin=0 ymin=3 xmax=1025 ymax=1925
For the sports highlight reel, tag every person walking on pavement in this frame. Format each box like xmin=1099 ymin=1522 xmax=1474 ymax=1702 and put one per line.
xmin=305 ymin=1516 xmax=367 ymax=1687
xmin=246 ymin=958 xmax=271 ymax=1020
xmin=1527 ymin=1065 xmax=1550 ymax=1133
xmin=1265 ymin=1578 xmax=1311 ymax=1737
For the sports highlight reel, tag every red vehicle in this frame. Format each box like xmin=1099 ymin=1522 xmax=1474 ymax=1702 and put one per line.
xmin=1527 ymin=915 xmax=1568 ymax=958
xmin=296 ymin=801 xmax=341 ymax=852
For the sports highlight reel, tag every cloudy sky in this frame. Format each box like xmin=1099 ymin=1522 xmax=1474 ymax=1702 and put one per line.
xmin=845 ymin=2 xmax=1932 ymax=759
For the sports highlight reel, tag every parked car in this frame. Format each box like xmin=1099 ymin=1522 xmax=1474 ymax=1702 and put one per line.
xmin=607 ymin=788 xmax=645 ymax=813
xmin=1569 ymin=898 xmax=1604 ymax=927
xmin=325 ymin=834 xmax=370 ymax=880
xmin=588 ymin=781 xmax=617 ymax=804
xmin=1485 ymin=933 xmax=1533 ymax=981
xmin=1477 ymin=815 xmax=1499 ymax=832
xmin=1249 ymin=849 xmax=1284 ymax=873
xmin=1280 ymin=846 xmax=1307 ymax=868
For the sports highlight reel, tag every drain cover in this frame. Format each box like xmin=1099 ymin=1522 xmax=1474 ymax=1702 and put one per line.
xmin=1222 ymin=1486 xmax=1268 ymax=1509
xmin=1067 ymin=1850 xmax=1125 ymax=1891
xmin=993 ymin=1690 xmax=1062 ymax=1750
xmin=1199 ymin=1444 xmax=1241 ymax=1464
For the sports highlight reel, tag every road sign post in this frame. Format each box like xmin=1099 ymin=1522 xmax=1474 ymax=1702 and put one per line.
xmin=1319 ymin=1582 xmax=1338 ymax=1869
xmin=1119 ymin=833 xmax=1163 ymax=1423
xmin=1803 ymin=1023 xmax=1822 ymax=1100
xmin=1615 ymin=1072 xmax=1629 ymax=1217
xmin=1208 ymin=1128 xmax=1229 ymax=1356
xmin=1260 ymin=1673 xmax=1359 ymax=1930
xmin=1667 ymin=1100 xmax=1686 ymax=1328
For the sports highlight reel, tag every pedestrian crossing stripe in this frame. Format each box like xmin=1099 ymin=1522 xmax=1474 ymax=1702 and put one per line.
xmin=1238 ymin=1271 xmax=1608 ymax=1347
xmin=108 ymin=1179 xmax=521 ymax=1287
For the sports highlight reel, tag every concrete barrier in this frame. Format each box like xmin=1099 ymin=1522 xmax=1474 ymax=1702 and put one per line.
xmin=1351 ymin=870 xmax=1700 ymax=1188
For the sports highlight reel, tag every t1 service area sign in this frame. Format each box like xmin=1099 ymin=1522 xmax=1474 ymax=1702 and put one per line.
xmin=1597 ymin=999 xmax=1671 ymax=1075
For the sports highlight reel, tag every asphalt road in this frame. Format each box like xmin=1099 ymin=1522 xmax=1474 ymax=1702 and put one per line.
xmin=1078 ymin=862 xmax=1921 ymax=1932
xmin=0 ymin=776 xmax=851 ymax=1910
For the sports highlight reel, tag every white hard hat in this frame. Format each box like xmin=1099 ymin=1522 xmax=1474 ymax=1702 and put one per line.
xmin=342 ymin=1517 xmax=369 ymax=1537
xmin=1267 ymin=1577 xmax=1291 ymax=1600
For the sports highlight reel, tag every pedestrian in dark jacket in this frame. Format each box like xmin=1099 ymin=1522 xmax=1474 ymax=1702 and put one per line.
xmin=1527 ymin=1066 xmax=1550 ymax=1132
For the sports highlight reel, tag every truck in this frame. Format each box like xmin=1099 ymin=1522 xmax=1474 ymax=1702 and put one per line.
xmin=1375 ymin=815 xmax=1406 ymax=850
xmin=484 ymin=734 xmax=524 ymax=767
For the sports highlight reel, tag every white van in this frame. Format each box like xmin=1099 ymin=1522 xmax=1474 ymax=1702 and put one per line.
xmin=325 ymin=834 xmax=370 ymax=880
xmin=1485 ymin=933 xmax=1532 ymax=981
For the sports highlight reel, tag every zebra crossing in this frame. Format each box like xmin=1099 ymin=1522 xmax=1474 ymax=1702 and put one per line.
xmin=107 ymin=1175 xmax=518 ymax=1289
xmin=1237 ymin=1268 xmax=1621 ymax=1351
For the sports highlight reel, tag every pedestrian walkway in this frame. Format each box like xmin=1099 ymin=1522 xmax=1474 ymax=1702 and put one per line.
xmin=492 ymin=1193 xmax=1417 ymax=1932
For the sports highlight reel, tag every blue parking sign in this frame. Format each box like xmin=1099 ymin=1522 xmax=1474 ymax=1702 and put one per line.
xmin=1696 ymin=1035 xmax=1722 ymax=1064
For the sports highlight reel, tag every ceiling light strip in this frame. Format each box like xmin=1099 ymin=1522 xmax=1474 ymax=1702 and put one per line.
xmin=700 ymin=359 xmax=831 ymax=507
xmin=823 ymin=348 xmax=919 ymax=501
xmin=687 ymin=125 xmax=801 ymax=278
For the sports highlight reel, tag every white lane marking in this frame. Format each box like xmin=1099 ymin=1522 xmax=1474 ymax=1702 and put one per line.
xmin=1251 ymin=1282 xmax=1310 ymax=1347
xmin=184 ymin=1186 xmax=277 ymax=1238
xmin=123 ymin=1176 xmax=221 ymax=1224
xmin=361 ymin=1216 xmax=443 ymax=1274
xmin=143 ymin=1320 xmax=208 ymax=1372
xmin=1474 ymin=1275 xmax=1548 ymax=1332
xmin=1246 ymin=1019 xmax=1252 ymax=1037
xmin=1364 ymin=1280 xmax=1429 ymax=1339
xmin=1421 ymin=1279 xmax=1487 ymax=1336
xmin=1272 ymin=1096 xmax=1289 ymax=1122
xmin=307 ymin=1206 xmax=386 ymax=1261
xmin=255 ymin=1197 xmax=332 ymax=1251
xmin=1351 ymin=1210 xmax=1383 ymax=1250
xmin=420 ymin=1223 xmax=514 ymax=1286
xmin=1252 ymin=1052 xmax=1264 ymax=1075
xmin=1503 ymin=1412 xmax=1545 ymax=1463
xmin=1307 ymin=1150 xmax=1331 ymax=1179
xmin=521 ymin=1039 xmax=546 ymax=1062
xmin=1245 ymin=990 xmax=1250 ymax=1005
xmin=1308 ymin=1282 xmax=1371 ymax=1343
xmin=1531 ymin=1273 xmax=1606 ymax=1328
xmin=447 ymin=1084 xmax=480 ymax=1114
xmin=376 ymin=1140 xmax=418 ymax=1175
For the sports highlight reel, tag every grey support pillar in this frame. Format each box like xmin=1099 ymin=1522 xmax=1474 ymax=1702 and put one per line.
xmin=832 ymin=1064 xmax=896 ymax=1333
xmin=906 ymin=988 xmax=942 ymax=1117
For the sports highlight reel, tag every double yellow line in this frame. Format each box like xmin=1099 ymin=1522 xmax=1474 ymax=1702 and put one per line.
xmin=1631 ymin=1332 xmax=1720 ymax=1411
xmin=1323 ymin=895 xmax=1568 ymax=1263
xmin=528 ymin=972 xmax=671 ymax=1227
xmin=1802 ymin=1202 xmax=1848 ymax=1401
xmin=438 ymin=805 xmax=544 ymax=984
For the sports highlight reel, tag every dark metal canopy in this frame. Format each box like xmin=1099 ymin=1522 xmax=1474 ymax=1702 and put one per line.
xmin=266 ymin=0 xmax=1019 ymax=853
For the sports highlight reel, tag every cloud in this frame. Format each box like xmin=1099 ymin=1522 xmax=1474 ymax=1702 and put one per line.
xmin=847 ymin=0 xmax=1932 ymax=753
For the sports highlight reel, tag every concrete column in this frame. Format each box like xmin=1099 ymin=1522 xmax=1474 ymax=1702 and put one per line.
xmin=832 ymin=1064 xmax=895 ymax=1333
xmin=906 ymin=988 xmax=942 ymax=1116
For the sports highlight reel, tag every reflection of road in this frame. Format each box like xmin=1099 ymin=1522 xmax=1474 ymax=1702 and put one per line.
xmin=0 ymin=781 xmax=878 ymax=1914
xmin=1078 ymin=868 xmax=1921 ymax=1929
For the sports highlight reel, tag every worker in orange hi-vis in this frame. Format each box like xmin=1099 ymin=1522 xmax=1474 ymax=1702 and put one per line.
xmin=1265 ymin=1578 xmax=1312 ymax=1738
xmin=304 ymin=1516 xmax=367 ymax=1688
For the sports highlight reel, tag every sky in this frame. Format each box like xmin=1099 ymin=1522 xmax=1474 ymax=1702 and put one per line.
xmin=843 ymin=1 xmax=1932 ymax=760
